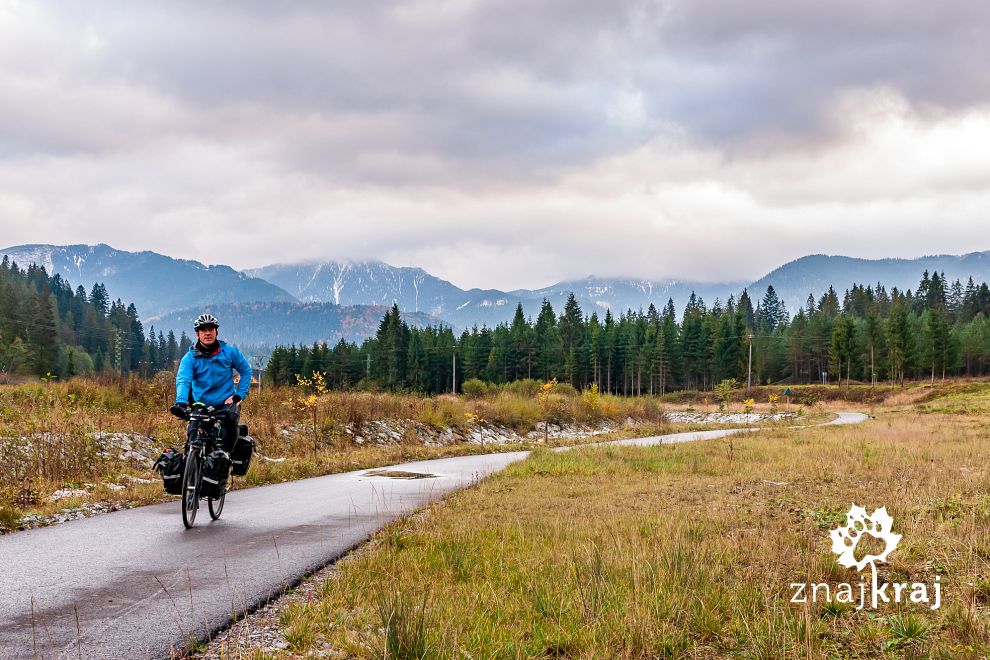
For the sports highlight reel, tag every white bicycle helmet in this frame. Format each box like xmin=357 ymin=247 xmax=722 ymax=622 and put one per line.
xmin=193 ymin=313 xmax=219 ymax=330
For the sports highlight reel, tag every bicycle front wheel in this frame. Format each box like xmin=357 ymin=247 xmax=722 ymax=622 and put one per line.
xmin=208 ymin=487 xmax=225 ymax=520
xmin=181 ymin=450 xmax=201 ymax=529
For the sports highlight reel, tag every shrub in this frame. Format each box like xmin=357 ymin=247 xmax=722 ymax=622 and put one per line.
xmin=552 ymin=382 xmax=579 ymax=397
xmin=417 ymin=396 xmax=467 ymax=430
xmin=501 ymin=379 xmax=541 ymax=397
xmin=578 ymin=384 xmax=603 ymax=423
xmin=483 ymin=392 xmax=541 ymax=430
xmin=460 ymin=379 xmax=490 ymax=399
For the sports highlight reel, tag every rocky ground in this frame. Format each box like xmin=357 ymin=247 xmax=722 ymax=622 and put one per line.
xmin=192 ymin=561 xmax=344 ymax=658
xmin=282 ymin=418 xmax=627 ymax=448
xmin=665 ymin=411 xmax=795 ymax=424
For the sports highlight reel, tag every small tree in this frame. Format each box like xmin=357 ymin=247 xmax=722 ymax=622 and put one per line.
xmin=538 ymin=378 xmax=558 ymax=442
xmin=714 ymin=378 xmax=738 ymax=411
xmin=579 ymin=383 xmax=602 ymax=422
xmin=464 ymin=411 xmax=487 ymax=448
xmin=294 ymin=371 xmax=330 ymax=455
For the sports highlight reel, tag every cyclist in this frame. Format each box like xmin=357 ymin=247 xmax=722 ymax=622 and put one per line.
xmin=174 ymin=313 xmax=252 ymax=455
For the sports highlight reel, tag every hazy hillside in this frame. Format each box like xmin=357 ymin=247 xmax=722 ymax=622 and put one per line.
xmin=527 ymin=276 xmax=743 ymax=316
xmin=751 ymin=252 xmax=990 ymax=313
xmin=0 ymin=244 xmax=297 ymax=318
xmin=147 ymin=301 xmax=440 ymax=346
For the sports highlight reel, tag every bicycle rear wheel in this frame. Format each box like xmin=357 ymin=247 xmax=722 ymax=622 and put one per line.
xmin=181 ymin=449 xmax=200 ymax=529
xmin=208 ymin=486 xmax=225 ymax=520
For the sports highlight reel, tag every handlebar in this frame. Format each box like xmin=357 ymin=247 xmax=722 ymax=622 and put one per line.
xmin=169 ymin=404 xmax=233 ymax=421
xmin=169 ymin=405 xmax=190 ymax=420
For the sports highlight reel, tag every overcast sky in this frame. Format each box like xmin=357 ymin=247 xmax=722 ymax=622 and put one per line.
xmin=1 ymin=1 xmax=989 ymax=290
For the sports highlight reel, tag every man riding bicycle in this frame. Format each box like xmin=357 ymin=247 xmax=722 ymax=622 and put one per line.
xmin=174 ymin=313 xmax=252 ymax=455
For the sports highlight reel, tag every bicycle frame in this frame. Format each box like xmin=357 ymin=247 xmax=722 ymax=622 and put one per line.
xmin=185 ymin=410 xmax=223 ymax=454
xmin=171 ymin=403 xmax=231 ymax=528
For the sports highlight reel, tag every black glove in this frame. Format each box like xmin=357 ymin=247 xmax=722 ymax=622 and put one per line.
xmin=232 ymin=394 xmax=242 ymax=404
xmin=170 ymin=402 xmax=191 ymax=418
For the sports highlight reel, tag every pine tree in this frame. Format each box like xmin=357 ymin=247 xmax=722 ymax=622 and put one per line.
xmin=406 ymin=332 xmax=428 ymax=391
xmin=757 ymin=285 xmax=788 ymax=332
xmin=89 ymin=283 xmax=109 ymax=317
xmin=534 ymin=299 xmax=560 ymax=381
xmin=30 ymin=290 xmax=59 ymax=376
xmin=924 ymin=308 xmax=951 ymax=382
xmin=558 ymin=294 xmax=584 ymax=387
xmin=886 ymin=301 xmax=912 ymax=385
xmin=738 ymin=289 xmax=755 ymax=329
xmin=713 ymin=309 xmax=745 ymax=383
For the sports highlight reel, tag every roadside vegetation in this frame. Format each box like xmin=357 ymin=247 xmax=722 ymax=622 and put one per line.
xmin=0 ymin=374 xmax=817 ymax=531
xmin=248 ymin=383 xmax=990 ymax=658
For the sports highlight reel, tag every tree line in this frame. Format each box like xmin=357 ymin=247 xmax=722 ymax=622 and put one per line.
xmin=0 ymin=257 xmax=192 ymax=377
xmin=267 ymin=270 xmax=990 ymax=394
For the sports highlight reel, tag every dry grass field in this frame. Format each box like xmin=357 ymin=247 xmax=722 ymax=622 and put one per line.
xmin=0 ymin=375 xmax=718 ymax=529
xmin=251 ymin=385 xmax=990 ymax=658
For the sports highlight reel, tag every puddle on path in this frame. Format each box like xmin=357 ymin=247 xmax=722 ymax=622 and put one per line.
xmin=364 ymin=469 xmax=439 ymax=480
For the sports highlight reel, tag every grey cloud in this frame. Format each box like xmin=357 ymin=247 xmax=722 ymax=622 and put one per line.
xmin=8 ymin=1 xmax=989 ymax=174
xmin=2 ymin=1 xmax=990 ymax=290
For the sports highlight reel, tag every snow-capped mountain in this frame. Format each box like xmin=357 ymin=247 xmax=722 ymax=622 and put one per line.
xmin=10 ymin=243 xmax=990 ymax=347
xmin=249 ymin=260 xmax=738 ymax=327
xmin=148 ymin=302 xmax=439 ymax=347
xmin=249 ymin=260 xmax=530 ymax=327
xmin=0 ymin=243 xmax=297 ymax=318
xmin=247 ymin=261 xmax=468 ymax=312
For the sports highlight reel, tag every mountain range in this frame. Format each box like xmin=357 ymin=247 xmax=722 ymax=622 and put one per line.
xmin=0 ymin=243 xmax=294 ymax=317
xmin=4 ymin=243 xmax=990 ymax=347
xmin=247 ymin=261 xmax=739 ymax=329
xmin=149 ymin=302 xmax=438 ymax=348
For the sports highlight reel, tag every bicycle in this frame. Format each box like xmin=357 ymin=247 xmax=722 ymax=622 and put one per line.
xmin=169 ymin=402 xmax=233 ymax=528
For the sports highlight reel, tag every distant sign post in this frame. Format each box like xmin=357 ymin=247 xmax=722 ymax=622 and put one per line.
xmin=251 ymin=355 xmax=270 ymax=392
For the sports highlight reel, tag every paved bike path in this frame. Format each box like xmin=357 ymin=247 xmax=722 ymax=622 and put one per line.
xmin=0 ymin=413 xmax=866 ymax=658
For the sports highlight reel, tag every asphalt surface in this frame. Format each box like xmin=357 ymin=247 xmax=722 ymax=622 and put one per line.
xmin=0 ymin=412 xmax=866 ymax=659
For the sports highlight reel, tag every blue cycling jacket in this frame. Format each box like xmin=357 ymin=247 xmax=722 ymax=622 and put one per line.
xmin=175 ymin=341 xmax=252 ymax=407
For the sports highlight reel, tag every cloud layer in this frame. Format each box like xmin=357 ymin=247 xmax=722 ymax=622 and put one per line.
xmin=1 ymin=0 xmax=989 ymax=289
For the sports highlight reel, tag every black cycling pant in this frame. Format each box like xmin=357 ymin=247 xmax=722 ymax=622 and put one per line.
xmin=220 ymin=405 xmax=241 ymax=454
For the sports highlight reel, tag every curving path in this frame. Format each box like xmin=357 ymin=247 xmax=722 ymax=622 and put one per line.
xmin=0 ymin=412 xmax=866 ymax=658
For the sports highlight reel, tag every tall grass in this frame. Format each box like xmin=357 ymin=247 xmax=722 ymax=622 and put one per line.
xmin=0 ymin=375 xmax=700 ymax=525
xmin=270 ymin=409 xmax=990 ymax=657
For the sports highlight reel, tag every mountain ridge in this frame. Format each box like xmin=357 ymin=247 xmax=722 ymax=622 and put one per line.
xmin=0 ymin=243 xmax=297 ymax=318
xmin=7 ymin=243 xmax=990 ymax=345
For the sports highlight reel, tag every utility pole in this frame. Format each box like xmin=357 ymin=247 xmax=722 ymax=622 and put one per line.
xmin=747 ymin=333 xmax=753 ymax=391
xmin=366 ymin=353 xmax=371 ymax=381
xmin=871 ymin=344 xmax=875 ymax=389
xmin=452 ymin=351 xmax=457 ymax=394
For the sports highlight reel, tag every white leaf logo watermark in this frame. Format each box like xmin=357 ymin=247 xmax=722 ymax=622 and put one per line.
xmin=790 ymin=504 xmax=939 ymax=610
xmin=828 ymin=504 xmax=901 ymax=572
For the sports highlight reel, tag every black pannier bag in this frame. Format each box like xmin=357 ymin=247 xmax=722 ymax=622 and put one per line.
xmin=201 ymin=449 xmax=231 ymax=499
xmin=230 ymin=435 xmax=254 ymax=477
xmin=153 ymin=448 xmax=185 ymax=495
